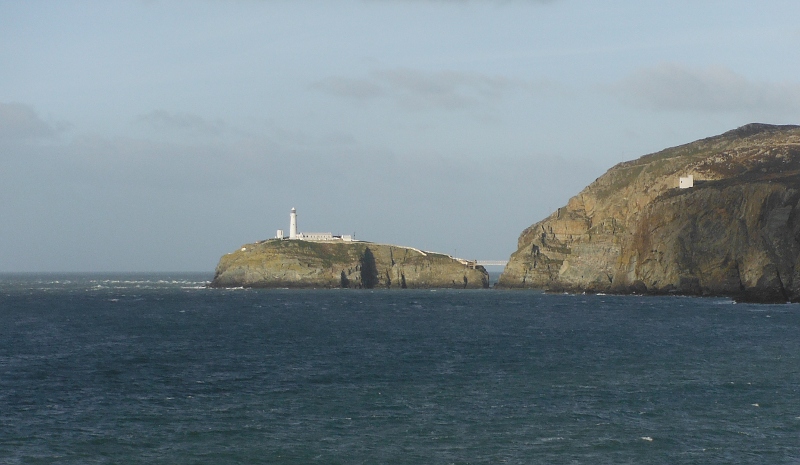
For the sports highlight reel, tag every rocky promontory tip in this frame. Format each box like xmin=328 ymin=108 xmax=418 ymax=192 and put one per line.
xmin=498 ymin=123 xmax=800 ymax=303
xmin=210 ymin=239 xmax=489 ymax=289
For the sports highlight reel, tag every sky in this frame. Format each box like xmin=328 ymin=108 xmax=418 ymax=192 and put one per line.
xmin=2 ymin=0 xmax=800 ymax=272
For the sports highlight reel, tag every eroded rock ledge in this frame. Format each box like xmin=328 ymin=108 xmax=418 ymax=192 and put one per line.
xmin=498 ymin=123 xmax=800 ymax=303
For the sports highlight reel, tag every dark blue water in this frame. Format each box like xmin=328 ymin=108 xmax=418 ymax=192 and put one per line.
xmin=2 ymin=274 xmax=800 ymax=464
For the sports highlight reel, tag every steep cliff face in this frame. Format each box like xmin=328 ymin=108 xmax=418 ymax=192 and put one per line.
xmin=498 ymin=123 xmax=800 ymax=302
xmin=210 ymin=240 xmax=489 ymax=289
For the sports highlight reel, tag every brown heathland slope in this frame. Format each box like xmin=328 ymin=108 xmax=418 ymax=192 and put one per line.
xmin=498 ymin=123 xmax=800 ymax=303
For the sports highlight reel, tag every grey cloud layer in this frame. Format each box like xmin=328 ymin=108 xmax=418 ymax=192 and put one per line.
xmin=616 ymin=63 xmax=800 ymax=114
xmin=0 ymin=102 xmax=60 ymax=141
xmin=313 ymin=68 xmax=527 ymax=110
xmin=0 ymin=99 xmax=594 ymax=271
xmin=136 ymin=110 xmax=226 ymax=136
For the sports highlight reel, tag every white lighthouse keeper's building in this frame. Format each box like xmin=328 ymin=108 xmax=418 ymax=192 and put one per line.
xmin=277 ymin=208 xmax=353 ymax=241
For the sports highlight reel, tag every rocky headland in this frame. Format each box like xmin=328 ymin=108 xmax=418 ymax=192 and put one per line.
xmin=498 ymin=123 xmax=800 ymax=303
xmin=210 ymin=240 xmax=489 ymax=289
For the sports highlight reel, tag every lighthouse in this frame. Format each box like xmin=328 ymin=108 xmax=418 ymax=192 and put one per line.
xmin=289 ymin=208 xmax=298 ymax=239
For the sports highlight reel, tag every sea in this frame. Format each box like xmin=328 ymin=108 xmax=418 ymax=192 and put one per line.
xmin=2 ymin=273 xmax=800 ymax=464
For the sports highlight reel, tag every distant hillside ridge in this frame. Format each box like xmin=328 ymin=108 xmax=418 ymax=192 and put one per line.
xmin=498 ymin=123 xmax=800 ymax=303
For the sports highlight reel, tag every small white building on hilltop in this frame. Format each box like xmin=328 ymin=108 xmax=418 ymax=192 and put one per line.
xmin=298 ymin=232 xmax=335 ymax=241
xmin=276 ymin=208 xmax=354 ymax=242
xmin=679 ymin=175 xmax=694 ymax=189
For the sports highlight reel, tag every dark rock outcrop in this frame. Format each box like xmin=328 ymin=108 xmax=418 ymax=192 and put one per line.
xmin=498 ymin=123 xmax=800 ymax=303
xmin=210 ymin=240 xmax=489 ymax=289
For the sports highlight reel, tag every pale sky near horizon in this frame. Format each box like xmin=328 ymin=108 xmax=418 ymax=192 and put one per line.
xmin=2 ymin=0 xmax=800 ymax=272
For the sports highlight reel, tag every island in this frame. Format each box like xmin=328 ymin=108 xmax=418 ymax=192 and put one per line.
xmin=210 ymin=239 xmax=489 ymax=289
xmin=211 ymin=208 xmax=489 ymax=289
xmin=498 ymin=123 xmax=800 ymax=303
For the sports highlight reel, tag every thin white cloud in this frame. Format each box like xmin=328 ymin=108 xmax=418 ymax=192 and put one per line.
xmin=313 ymin=68 xmax=527 ymax=111
xmin=136 ymin=110 xmax=226 ymax=136
xmin=0 ymin=102 xmax=59 ymax=141
xmin=311 ymin=77 xmax=384 ymax=100
xmin=614 ymin=63 xmax=800 ymax=114
xmin=376 ymin=68 xmax=520 ymax=109
xmin=266 ymin=124 xmax=358 ymax=148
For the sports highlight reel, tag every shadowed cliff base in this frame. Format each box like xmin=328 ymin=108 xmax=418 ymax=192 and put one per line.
xmin=498 ymin=123 xmax=800 ymax=303
xmin=210 ymin=240 xmax=488 ymax=289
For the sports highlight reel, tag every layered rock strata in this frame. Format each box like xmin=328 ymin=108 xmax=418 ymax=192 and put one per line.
xmin=498 ymin=123 xmax=800 ymax=303
xmin=210 ymin=240 xmax=489 ymax=289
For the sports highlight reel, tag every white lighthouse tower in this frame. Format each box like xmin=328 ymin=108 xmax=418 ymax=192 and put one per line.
xmin=289 ymin=208 xmax=298 ymax=239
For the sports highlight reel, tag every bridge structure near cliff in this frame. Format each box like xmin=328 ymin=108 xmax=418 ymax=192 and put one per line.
xmin=459 ymin=259 xmax=508 ymax=269
xmin=450 ymin=256 xmax=508 ymax=270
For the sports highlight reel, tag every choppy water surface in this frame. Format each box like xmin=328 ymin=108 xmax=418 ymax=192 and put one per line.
xmin=2 ymin=273 xmax=799 ymax=464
